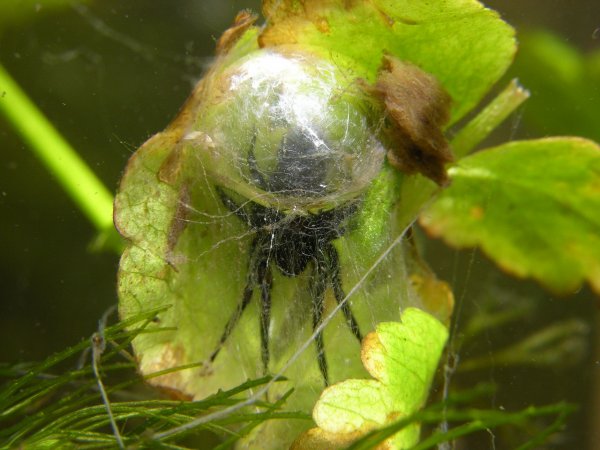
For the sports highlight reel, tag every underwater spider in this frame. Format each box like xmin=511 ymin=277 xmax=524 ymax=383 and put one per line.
xmin=208 ymin=128 xmax=364 ymax=385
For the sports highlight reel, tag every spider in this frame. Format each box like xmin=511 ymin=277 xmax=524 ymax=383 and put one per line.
xmin=208 ymin=128 xmax=364 ymax=385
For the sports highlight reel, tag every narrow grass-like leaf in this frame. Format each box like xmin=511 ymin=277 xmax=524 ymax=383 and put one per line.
xmin=346 ymin=402 xmax=576 ymax=450
xmin=0 ymin=64 xmax=120 ymax=251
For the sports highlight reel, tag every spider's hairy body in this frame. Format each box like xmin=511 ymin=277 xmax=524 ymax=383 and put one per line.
xmin=197 ymin=49 xmax=386 ymax=385
xmin=209 ymin=130 xmax=363 ymax=385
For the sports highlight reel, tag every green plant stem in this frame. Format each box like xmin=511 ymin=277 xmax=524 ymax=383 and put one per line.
xmin=347 ymin=402 xmax=576 ymax=450
xmin=0 ymin=64 xmax=115 ymax=236
xmin=451 ymin=79 xmax=530 ymax=158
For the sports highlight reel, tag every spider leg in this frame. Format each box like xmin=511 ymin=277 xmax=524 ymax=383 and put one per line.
xmin=257 ymin=258 xmax=273 ymax=373
xmin=209 ymin=238 xmax=260 ymax=363
xmin=325 ymin=242 xmax=363 ymax=343
xmin=310 ymin=254 xmax=329 ymax=386
xmin=216 ymin=184 xmax=278 ymax=230
xmin=214 ymin=185 xmax=254 ymax=227
xmin=316 ymin=200 xmax=360 ymax=240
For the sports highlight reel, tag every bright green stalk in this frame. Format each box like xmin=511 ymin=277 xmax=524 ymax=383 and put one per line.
xmin=0 ymin=64 xmax=114 ymax=235
xmin=451 ymin=79 xmax=530 ymax=158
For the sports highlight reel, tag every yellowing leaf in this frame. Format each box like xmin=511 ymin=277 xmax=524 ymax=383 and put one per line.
xmin=292 ymin=308 xmax=448 ymax=449
xmin=421 ymin=137 xmax=600 ymax=294
xmin=261 ymin=0 xmax=516 ymax=124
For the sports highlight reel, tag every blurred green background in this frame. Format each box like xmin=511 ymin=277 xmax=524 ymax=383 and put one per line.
xmin=1 ymin=1 xmax=599 ymax=448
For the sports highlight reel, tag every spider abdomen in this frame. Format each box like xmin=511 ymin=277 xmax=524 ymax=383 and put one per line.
xmin=271 ymin=225 xmax=319 ymax=277
xmin=267 ymin=128 xmax=331 ymax=196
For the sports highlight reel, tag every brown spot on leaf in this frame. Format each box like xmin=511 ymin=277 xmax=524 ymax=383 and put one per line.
xmin=156 ymin=386 xmax=194 ymax=401
xmin=366 ymin=55 xmax=454 ymax=185
xmin=290 ymin=427 xmax=366 ymax=450
xmin=386 ymin=411 xmax=402 ymax=422
xmin=263 ymin=0 xmax=343 ymax=20
xmin=470 ymin=205 xmax=484 ymax=220
xmin=215 ymin=10 xmax=258 ymax=55
xmin=260 ymin=1 xmax=349 ymax=47
xmin=155 ymin=266 xmax=170 ymax=280
xmin=410 ymin=274 xmax=454 ymax=325
xmin=258 ymin=0 xmax=419 ymax=53
xmin=370 ymin=1 xmax=419 ymax=26
xmin=259 ymin=18 xmax=303 ymax=47
xmin=372 ymin=5 xmax=395 ymax=27
xmin=315 ymin=16 xmax=331 ymax=33
xmin=144 ymin=343 xmax=193 ymax=398
xmin=360 ymin=331 xmax=385 ymax=376
xmin=158 ymin=142 xmax=186 ymax=185
xmin=166 ymin=184 xmax=191 ymax=267
xmin=405 ymin=230 xmax=454 ymax=323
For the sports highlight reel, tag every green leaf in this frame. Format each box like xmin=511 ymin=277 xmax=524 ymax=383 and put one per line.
xmin=291 ymin=308 xmax=448 ymax=449
xmin=113 ymin=0 xmax=519 ymax=446
xmin=510 ymin=30 xmax=600 ymax=142
xmin=115 ymin=23 xmax=446 ymax=446
xmin=346 ymin=400 xmax=576 ymax=450
xmin=261 ymin=0 xmax=516 ymax=123
xmin=420 ymin=137 xmax=600 ymax=294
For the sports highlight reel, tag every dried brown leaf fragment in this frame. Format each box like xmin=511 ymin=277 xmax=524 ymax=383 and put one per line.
xmin=216 ymin=10 xmax=258 ymax=55
xmin=369 ymin=55 xmax=454 ymax=185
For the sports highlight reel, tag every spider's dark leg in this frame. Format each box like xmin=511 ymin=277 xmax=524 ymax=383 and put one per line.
xmin=310 ymin=255 xmax=329 ymax=385
xmin=257 ymin=258 xmax=273 ymax=373
xmin=215 ymin=186 xmax=253 ymax=227
xmin=209 ymin=238 xmax=261 ymax=363
xmin=325 ymin=242 xmax=363 ymax=343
